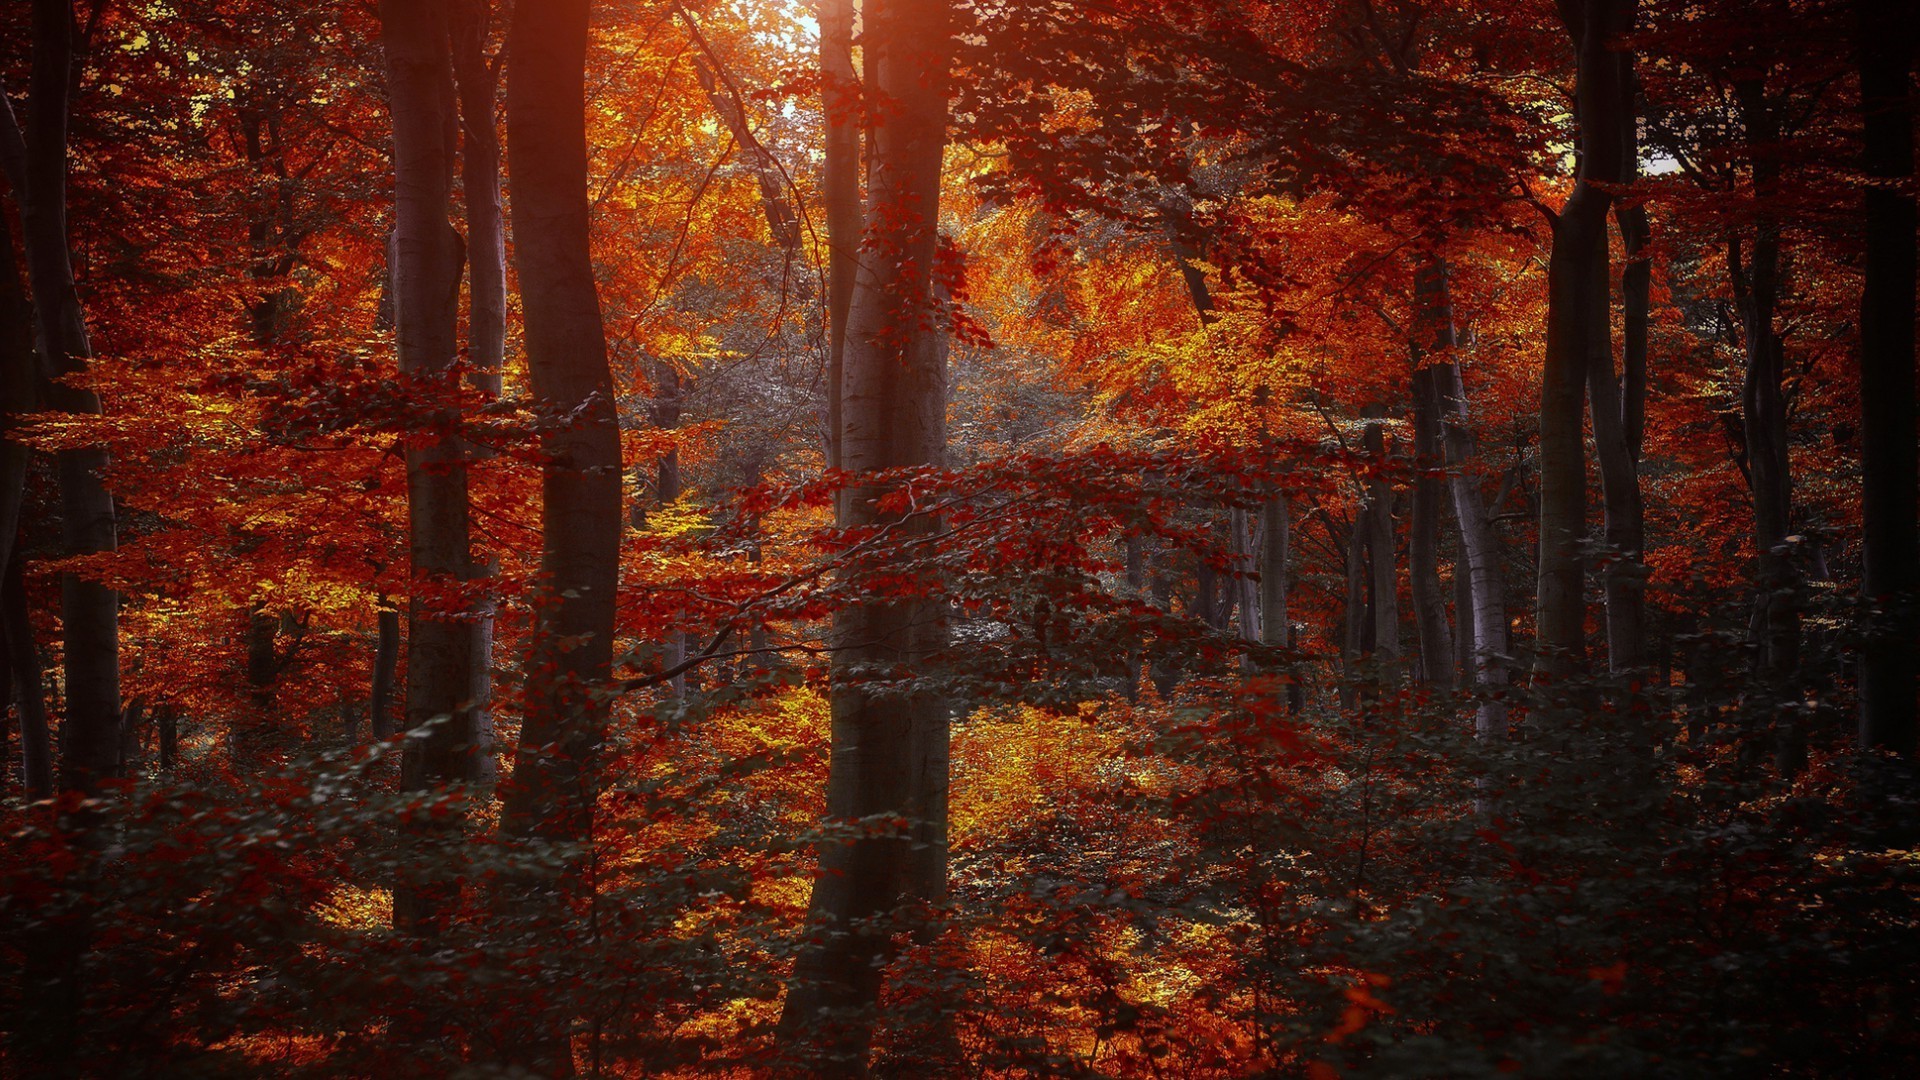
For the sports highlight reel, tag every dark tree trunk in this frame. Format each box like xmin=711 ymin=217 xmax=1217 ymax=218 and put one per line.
xmin=383 ymin=0 xmax=478 ymax=787
xmin=781 ymin=0 xmax=953 ymax=1070
xmin=382 ymin=0 xmax=478 ymax=941
xmin=370 ymin=601 xmax=401 ymax=741
xmin=1362 ymin=410 xmax=1401 ymax=673
xmin=1537 ymin=0 xmax=1643 ymax=678
xmin=3 ymin=556 xmax=52 ymax=798
xmin=498 ymin=0 xmax=625 ymax=1008
xmin=1341 ymin=512 xmax=1366 ymax=708
xmin=2 ymin=0 xmax=122 ymax=794
xmin=1853 ymin=0 xmax=1918 ymax=757
xmin=1260 ymin=494 xmax=1290 ymax=655
xmin=1 ymin=200 xmax=33 ymax=609
xmin=452 ymin=0 xmax=504 ymax=787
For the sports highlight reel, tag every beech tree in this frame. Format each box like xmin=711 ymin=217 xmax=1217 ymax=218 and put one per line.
xmin=781 ymin=0 xmax=956 ymax=1068
xmin=1 ymin=0 xmax=121 ymax=794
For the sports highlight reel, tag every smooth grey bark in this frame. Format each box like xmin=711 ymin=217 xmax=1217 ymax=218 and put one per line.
xmin=821 ymin=0 xmax=860 ymax=470
xmin=1230 ymin=508 xmax=1260 ymax=645
xmin=499 ymin=0 xmax=624 ymax=856
xmin=382 ymin=0 xmax=479 ymax=944
xmin=1 ymin=0 xmax=122 ymax=794
xmin=1424 ymin=262 xmax=1511 ymax=742
xmin=1260 ymin=497 xmax=1290 ymax=651
xmin=1853 ymin=0 xmax=1918 ymax=757
xmin=1 ymin=207 xmax=32 ymax=612
xmin=781 ymin=0 xmax=953 ymax=1070
xmin=383 ymin=0 xmax=479 ymax=802
xmin=1409 ymin=364 xmax=1455 ymax=688
xmin=452 ymin=0 xmax=504 ymax=786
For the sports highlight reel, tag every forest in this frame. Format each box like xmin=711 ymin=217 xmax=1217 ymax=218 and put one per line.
xmin=0 ymin=0 xmax=1917 ymax=1075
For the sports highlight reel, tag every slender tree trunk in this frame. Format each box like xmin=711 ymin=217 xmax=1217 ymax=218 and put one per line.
xmin=383 ymin=0 xmax=477 ymax=784
xmin=371 ymin=600 xmax=400 ymax=740
xmin=821 ymin=0 xmax=860 ymax=470
xmin=1 ymin=204 xmax=33 ymax=607
xmin=1230 ymin=507 xmax=1261 ymax=645
xmin=1409 ymin=365 xmax=1455 ymax=688
xmin=453 ymin=0 xmax=504 ymax=787
xmin=241 ymin=602 xmax=279 ymax=760
xmin=382 ymin=0 xmax=478 ymax=943
xmin=2 ymin=0 xmax=122 ymax=794
xmin=782 ymin=1 xmax=952 ymax=1070
xmin=1194 ymin=548 xmax=1222 ymax=630
xmin=1362 ymin=410 xmax=1401 ymax=674
xmin=651 ymin=362 xmax=689 ymax=697
xmin=1341 ymin=512 xmax=1366 ymax=707
xmin=1426 ymin=262 xmax=1511 ymax=741
xmin=3 ymin=557 xmax=52 ymax=798
xmin=1260 ymin=495 xmax=1289 ymax=655
xmin=1853 ymin=0 xmax=1918 ymax=757
xmin=156 ymin=703 xmax=178 ymax=771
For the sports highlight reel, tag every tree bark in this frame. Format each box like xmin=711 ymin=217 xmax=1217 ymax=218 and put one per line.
xmin=1425 ymin=260 xmax=1512 ymax=743
xmin=1409 ymin=364 xmax=1455 ymax=688
xmin=1537 ymin=0 xmax=1642 ymax=678
xmin=1362 ymin=409 xmax=1401 ymax=672
xmin=382 ymin=0 xmax=478 ymax=944
xmin=499 ymin=0 xmax=624 ymax=877
xmin=1259 ymin=495 xmax=1289 ymax=655
xmin=452 ymin=0 xmax=504 ymax=787
xmin=3 ymin=556 xmax=52 ymax=799
xmin=2 ymin=0 xmax=122 ymax=794
xmin=821 ymin=0 xmax=860 ymax=471
xmin=781 ymin=0 xmax=953 ymax=1069
xmin=1230 ymin=507 xmax=1261 ymax=645
xmin=1853 ymin=0 xmax=1918 ymax=757
xmin=370 ymin=600 xmax=400 ymax=741
xmin=383 ymin=0 xmax=478 ymax=796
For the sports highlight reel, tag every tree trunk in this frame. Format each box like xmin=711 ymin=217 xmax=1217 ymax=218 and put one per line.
xmin=383 ymin=0 xmax=478 ymax=791
xmin=452 ymin=0 xmax=504 ymax=788
xmin=821 ymin=0 xmax=860 ymax=470
xmin=1362 ymin=410 xmax=1401 ymax=673
xmin=1230 ymin=507 xmax=1261 ymax=645
xmin=1341 ymin=512 xmax=1366 ymax=708
xmin=1425 ymin=261 xmax=1511 ymax=742
xmin=1537 ymin=0 xmax=1641 ymax=679
xmin=382 ymin=0 xmax=478 ymax=943
xmin=2 ymin=0 xmax=122 ymax=794
xmin=1853 ymin=0 xmax=1918 ymax=757
xmin=1409 ymin=364 xmax=1455 ymax=688
xmin=1260 ymin=494 xmax=1289 ymax=654
xmin=2 ymin=202 xmax=33 ymax=607
xmin=782 ymin=0 xmax=952 ymax=1069
xmin=3 ymin=557 xmax=52 ymax=798
xmin=650 ymin=362 xmax=688 ymax=697
xmin=370 ymin=600 xmax=400 ymax=741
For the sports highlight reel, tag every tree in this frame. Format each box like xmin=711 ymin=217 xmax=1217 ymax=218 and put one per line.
xmin=1852 ymin=0 xmax=1917 ymax=757
xmin=0 ymin=0 xmax=122 ymax=794
xmin=781 ymin=0 xmax=955 ymax=1068
xmin=1537 ymin=0 xmax=1648 ymax=677
xmin=380 ymin=0 xmax=480 ymax=939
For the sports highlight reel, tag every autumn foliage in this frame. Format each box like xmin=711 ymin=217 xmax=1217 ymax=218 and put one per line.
xmin=1 ymin=0 xmax=1918 ymax=1076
